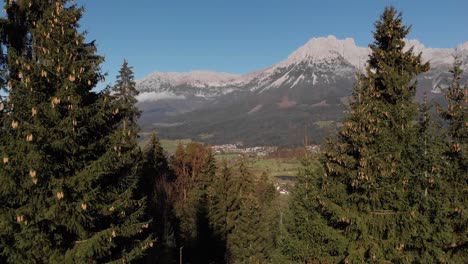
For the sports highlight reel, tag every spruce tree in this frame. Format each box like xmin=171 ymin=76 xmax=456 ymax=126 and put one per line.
xmin=439 ymin=60 xmax=467 ymax=260
xmin=112 ymin=59 xmax=140 ymax=132
xmin=252 ymin=171 xmax=278 ymax=262
xmin=140 ymin=133 xmax=173 ymax=244
xmin=205 ymin=159 xmax=277 ymax=263
xmin=405 ymin=94 xmax=452 ymax=261
xmin=223 ymin=159 xmax=275 ymax=263
xmin=191 ymin=147 xmax=221 ymax=263
xmin=280 ymin=157 xmax=347 ymax=263
xmin=0 ymin=1 xmax=152 ymax=262
xmin=139 ymin=133 xmax=177 ymax=262
xmin=207 ymin=159 xmax=231 ymax=243
xmin=292 ymin=6 xmax=431 ymax=262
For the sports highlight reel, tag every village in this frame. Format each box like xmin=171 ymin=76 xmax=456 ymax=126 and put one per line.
xmin=210 ymin=144 xmax=322 ymax=196
xmin=211 ymin=143 xmax=321 ymax=157
xmin=211 ymin=144 xmax=278 ymax=157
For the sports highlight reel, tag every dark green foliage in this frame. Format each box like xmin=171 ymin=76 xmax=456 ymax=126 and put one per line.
xmin=403 ymin=95 xmax=452 ymax=261
xmin=280 ymin=9 xmax=466 ymax=263
xmin=224 ymin=160 xmax=260 ymax=263
xmin=139 ymin=133 xmax=176 ymax=262
xmin=439 ymin=60 xmax=468 ymax=260
xmin=0 ymin=1 xmax=152 ymax=262
xmin=207 ymin=159 xmax=277 ymax=263
xmin=280 ymin=157 xmax=347 ymax=263
xmin=323 ymin=7 xmax=429 ymax=261
xmin=283 ymin=6 xmax=446 ymax=263
xmin=112 ymin=59 xmax=140 ymax=130
xmin=207 ymin=160 xmax=232 ymax=242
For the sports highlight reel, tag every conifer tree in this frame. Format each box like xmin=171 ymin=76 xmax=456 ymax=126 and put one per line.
xmin=439 ymin=60 xmax=467 ymax=260
xmin=280 ymin=157 xmax=347 ymax=263
xmin=205 ymin=159 xmax=277 ymax=263
xmin=139 ymin=133 xmax=176 ymax=262
xmin=207 ymin=159 xmax=231 ymax=242
xmin=252 ymin=171 xmax=278 ymax=262
xmin=404 ymin=94 xmax=452 ymax=261
xmin=225 ymin=160 xmax=258 ymax=263
xmin=291 ymin=6 xmax=431 ymax=262
xmin=222 ymin=159 xmax=275 ymax=263
xmin=140 ymin=133 xmax=174 ymax=244
xmin=191 ymin=148 xmax=221 ymax=263
xmin=0 ymin=1 xmax=152 ymax=262
xmin=112 ymin=59 xmax=140 ymax=132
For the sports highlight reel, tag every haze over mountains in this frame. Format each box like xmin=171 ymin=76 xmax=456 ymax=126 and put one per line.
xmin=136 ymin=35 xmax=468 ymax=146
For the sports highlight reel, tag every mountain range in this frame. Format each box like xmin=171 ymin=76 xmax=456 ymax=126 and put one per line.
xmin=136 ymin=35 xmax=468 ymax=146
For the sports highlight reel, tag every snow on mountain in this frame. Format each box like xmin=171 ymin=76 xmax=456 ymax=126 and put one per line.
xmin=136 ymin=70 xmax=241 ymax=99
xmin=236 ymin=36 xmax=365 ymax=92
xmin=279 ymin=35 xmax=370 ymax=69
xmin=136 ymin=36 xmax=467 ymax=97
xmin=403 ymin=39 xmax=468 ymax=94
xmin=136 ymin=91 xmax=185 ymax=102
xmin=137 ymin=70 xmax=239 ymax=88
xmin=404 ymin=39 xmax=455 ymax=67
xmin=455 ymin=42 xmax=468 ymax=71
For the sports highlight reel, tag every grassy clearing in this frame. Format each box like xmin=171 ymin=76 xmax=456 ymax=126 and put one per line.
xmin=198 ymin=133 xmax=214 ymax=140
xmin=247 ymin=158 xmax=301 ymax=177
xmin=314 ymin=120 xmax=335 ymax=128
xmin=160 ymin=139 xmax=193 ymax=154
xmin=139 ymin=136 xmax=302 ymax=181
xmin=215 ymin=153 xmax=240 ymax=161
xmin=214 ymin=154 xmax=301 ymax=179
xmin=138 ymin=136 xmax=193 ymax=154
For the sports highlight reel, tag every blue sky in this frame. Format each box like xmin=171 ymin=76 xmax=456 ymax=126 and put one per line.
xmin=76 ymin=0 xmax=467 ymax=85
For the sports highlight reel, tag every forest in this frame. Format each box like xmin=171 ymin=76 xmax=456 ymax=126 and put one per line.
xmin=0 ymin=1 xmax=466 ymax=263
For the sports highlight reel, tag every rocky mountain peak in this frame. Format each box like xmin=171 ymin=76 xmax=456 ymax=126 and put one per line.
xmin=136 ymin=36 xmax=467 ymax=99
xmin=137 ymin=70 xmax=240 ymax=89
xmin=280 ymin=35 xmax=370 ymax=69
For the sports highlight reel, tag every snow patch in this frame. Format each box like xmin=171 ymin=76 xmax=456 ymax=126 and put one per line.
xmin=279 ymin=35 xmax=370 ymax=69
xmin=137 ymin=70 xmax=240 ymax=89
xmin=137 ymin=91 xmax=185 ymax=102
xmin=247 ymin=104 xmax=263 ymax=114
xmin=291 ymin=74 xmax=305 ymax=88
xmin=269 ymin=72 xmax=291 ymax=88
xmin=404 ymin=39 xmax=454 ymax=67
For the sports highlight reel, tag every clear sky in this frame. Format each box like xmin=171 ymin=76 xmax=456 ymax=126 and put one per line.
xmin=75 ymin=0 xmax=467 ymax=85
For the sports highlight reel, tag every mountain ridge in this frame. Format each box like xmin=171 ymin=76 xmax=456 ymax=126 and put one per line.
xmin=136 ymin=35 xmax=467 ymax=146
xmin=137 ymin=35 xmax=467 ymax=101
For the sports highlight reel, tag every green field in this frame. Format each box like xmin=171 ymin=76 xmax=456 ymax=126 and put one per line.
xmin=198 ymin=133 xmax=214 ymax=140
xmin=314 ymin=120 xmax=335 ymax=128
xmin=160 ymin=139 xmax=192 ymax=154
xmin=215 ymin=153 xmax=240 ymax=161
xmin=215 ymin=154 xmax=301 ymax=179
xmin=139 ymin=137 xmax=302 ymax=180
xmin=247 ymin=158 xmax=301 ymax=177
xmin=138 ymin=135 xmax=193 ymax=154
